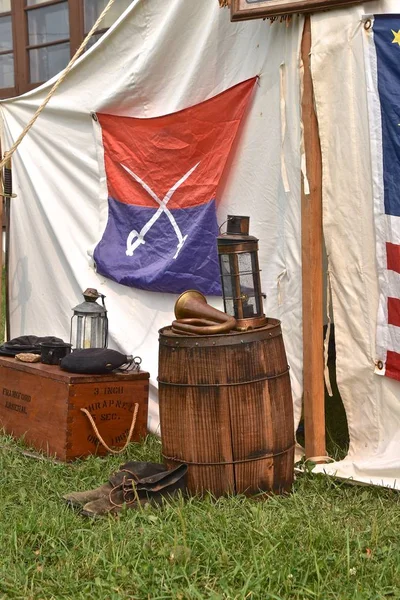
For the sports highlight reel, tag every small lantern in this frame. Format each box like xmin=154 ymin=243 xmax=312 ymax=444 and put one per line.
xmin=70 ymin=288 xmax=108 ymax=349
xmin=217 ymin=215 xmax=267 ymax=330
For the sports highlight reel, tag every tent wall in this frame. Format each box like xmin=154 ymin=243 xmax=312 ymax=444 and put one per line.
xmin=0 ymin=0 xmax=304 ymax=435
xmin=312 ymin=0 xmax=400 ymax=488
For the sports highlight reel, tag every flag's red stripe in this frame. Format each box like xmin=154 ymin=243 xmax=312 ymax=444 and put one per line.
xmin=386 ymin=351 xmax=400 ymax=382
xmin=385 ymin=249 xmax=400 ymax=380
xmin=386 ymin=242 xmax=400 ymax=274
xmin=388 ymin=297 xmax=400 ymax=327
xmin=386 ymin=297 xmax=400 ymax=378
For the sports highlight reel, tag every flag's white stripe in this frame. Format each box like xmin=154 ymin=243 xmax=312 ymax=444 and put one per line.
xmin=384 ymin=214 xmax=400 ymax=246
xmin=375 ymin=255 xmax=400 ymax=360
xmin=363 ymin=17 xmax=389 ymax=366
xmin=386 ymin=269 xmax=400 ymax=299
xmin=386 ymin=324 xmax=400 ymax=354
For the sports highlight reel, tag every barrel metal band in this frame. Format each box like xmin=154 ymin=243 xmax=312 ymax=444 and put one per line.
xmin=158 ymin=366 xmax=290 ymax=388
xmin=162 ymin=443 xmax=295 ymax=466
xmin=158 ymin=318 xmax=283 ymax=347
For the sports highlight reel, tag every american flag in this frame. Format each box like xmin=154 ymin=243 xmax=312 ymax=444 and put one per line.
xmin=367 ymin=15 xmax=400 ymax=380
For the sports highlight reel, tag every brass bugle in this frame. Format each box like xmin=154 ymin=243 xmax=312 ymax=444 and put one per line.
xmin=171 ymin=290 xmax=236 ymax=335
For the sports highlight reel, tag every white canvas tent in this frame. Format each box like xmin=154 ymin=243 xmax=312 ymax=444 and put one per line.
xmin=0 ymin=0 xmax=399 ymax=489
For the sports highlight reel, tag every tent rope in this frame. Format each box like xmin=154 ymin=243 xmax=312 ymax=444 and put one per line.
xmin=0 ymin=0 xmax=117 ymax=172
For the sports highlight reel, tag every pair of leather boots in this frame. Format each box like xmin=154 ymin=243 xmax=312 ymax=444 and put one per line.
xmin=62 ymin=461 xmax=188 ymax=517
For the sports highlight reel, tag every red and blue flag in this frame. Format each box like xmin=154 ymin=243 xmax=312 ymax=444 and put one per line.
xmin=93 ymin=78 xmax=256 ymax=295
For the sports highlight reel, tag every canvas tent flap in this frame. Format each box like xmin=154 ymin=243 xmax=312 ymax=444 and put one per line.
xmin=0 ymin=0 xmax=304 ymax=435
xmin=311 ymin=0 xmax=400 ymax=489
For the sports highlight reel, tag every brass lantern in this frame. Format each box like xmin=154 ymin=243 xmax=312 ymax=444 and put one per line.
xmin=70 ymin=288 xmax=108 ymax=349
xmin=217 ymin=215 xmax=267 ymax=330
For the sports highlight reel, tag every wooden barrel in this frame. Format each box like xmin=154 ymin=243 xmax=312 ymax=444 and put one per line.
xmin=158 ymin=319 xmax=294 ymax=497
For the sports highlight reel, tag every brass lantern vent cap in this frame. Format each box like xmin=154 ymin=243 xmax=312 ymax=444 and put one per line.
xmin=227 ymin=215 xmax=249 ymax=236
xmin=83 ymin=288 xmax=101 ymax=302
xmin=218 ymin=215 xmax=258 ymax=244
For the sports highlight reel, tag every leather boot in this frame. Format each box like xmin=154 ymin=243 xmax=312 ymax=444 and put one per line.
xmin=81 ymin=464 xmax=188 ymax=517
xmin=62 ymin=482 xmax=113 ymax=508
xmin=62 ymin=461 xmax=167 ymax=507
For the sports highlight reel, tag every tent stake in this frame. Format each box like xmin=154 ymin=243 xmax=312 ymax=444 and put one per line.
xmin=301 ymin=16 xmax=326 ymax=460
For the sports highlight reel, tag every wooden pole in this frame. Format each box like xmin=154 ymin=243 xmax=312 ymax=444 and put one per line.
xmin=3 ymin=155 xmax=12 ymax=342
xmin=0 ymin=196 xmax=2 ymax=342
xmin=301 ymin=15 xmax=326 ymax=460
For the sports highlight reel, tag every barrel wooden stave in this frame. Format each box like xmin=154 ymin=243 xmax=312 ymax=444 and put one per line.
xmin=158 ymin=319 xmax=294 ymax=497
xmin=159 ymin=382 xmax=236 ymax=496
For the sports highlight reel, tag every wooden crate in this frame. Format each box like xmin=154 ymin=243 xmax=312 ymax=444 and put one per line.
xmin=0 ymin=356 xmax=149 ymax=461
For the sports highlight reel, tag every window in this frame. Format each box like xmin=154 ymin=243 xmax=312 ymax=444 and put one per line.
xmin=84 ymin=0 xmax=131 ymax=48
xmin=0 ymin=0 xmax=14 ymax=93
xmin=0 ymin=0 xmax=132 ymax=98
xmin=84 ymin=0 xmax=131 ymax=31
xmin=27 ymin=0 xmax=70 ymax=83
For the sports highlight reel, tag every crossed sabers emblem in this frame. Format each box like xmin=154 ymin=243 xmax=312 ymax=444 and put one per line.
xmin=121 ymin=162 xmax=200 ymax=259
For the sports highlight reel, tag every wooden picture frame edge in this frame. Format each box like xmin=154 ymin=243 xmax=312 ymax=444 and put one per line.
xmin=231 ymin=0 xmax=369 ymax=21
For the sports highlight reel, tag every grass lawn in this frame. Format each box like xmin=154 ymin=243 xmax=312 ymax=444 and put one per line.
xmin=1 ymin=283 xmax=400 ymax=599
xmin=0 ymin=432 xmax=400 ymax=600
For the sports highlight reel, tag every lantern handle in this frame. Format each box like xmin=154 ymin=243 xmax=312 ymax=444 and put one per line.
xmin=218 ymin=219 xmax=229 ymax=235
xmin=132 ymin=356 xmax=142 ymax=370
xmin=118 ymin=355 xmax=142 ymax=372
xmin=99 ymin=294 xmax=108 ymax=347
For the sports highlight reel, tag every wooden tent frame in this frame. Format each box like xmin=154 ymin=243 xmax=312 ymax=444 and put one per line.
xmin=300 ymin=16 xmax=326 ymax=460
